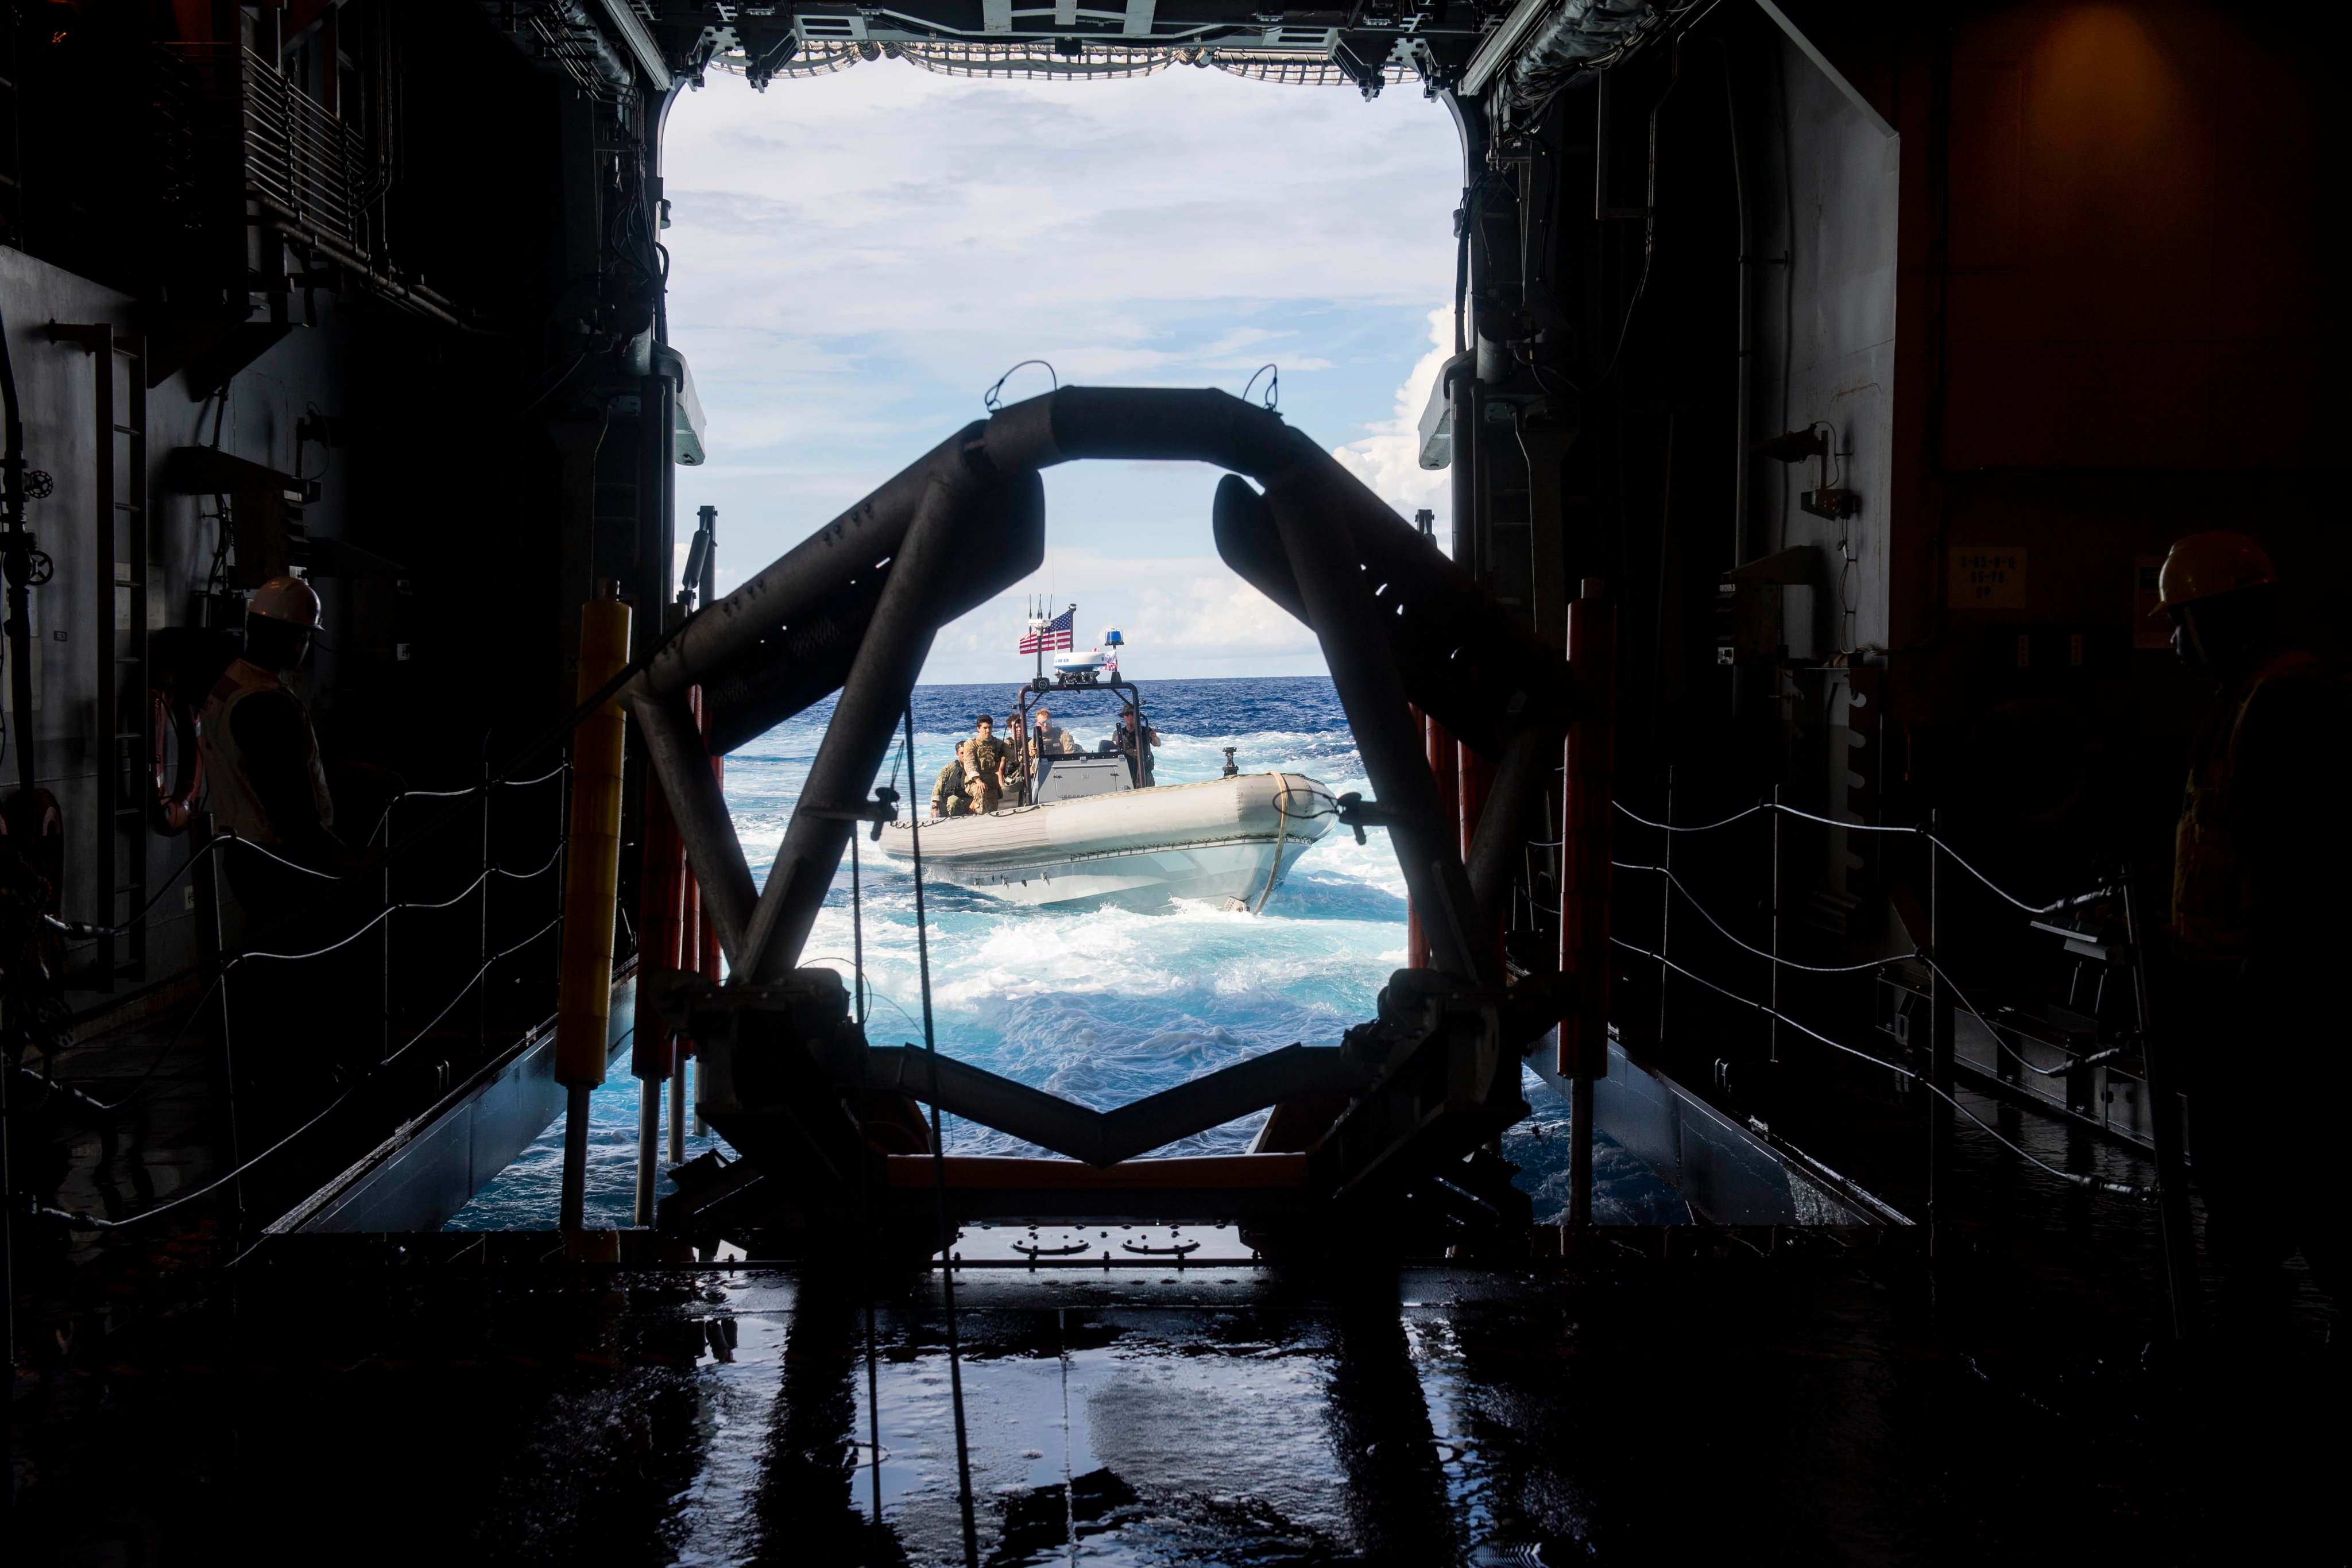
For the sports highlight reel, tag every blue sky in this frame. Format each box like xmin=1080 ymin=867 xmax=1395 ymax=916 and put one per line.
xmin=663 ymin=60 xmax=1461 ymax=681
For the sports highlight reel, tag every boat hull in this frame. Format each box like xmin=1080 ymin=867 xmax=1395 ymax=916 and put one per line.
xmin=875 ymin=772 xmax=1334 ymax=910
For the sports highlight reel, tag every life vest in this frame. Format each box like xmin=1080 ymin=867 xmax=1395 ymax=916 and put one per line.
xmin=2172 ymin=648 xmax=2326 ymax=958
xmin=196 ymin=659 xmax=334 ymax=846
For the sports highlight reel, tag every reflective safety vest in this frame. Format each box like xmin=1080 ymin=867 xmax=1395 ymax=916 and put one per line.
xmin=196 ymin=659 xmax=334 ymax=846
xmin=2172 ymin=648 xmax=2325 ymax=958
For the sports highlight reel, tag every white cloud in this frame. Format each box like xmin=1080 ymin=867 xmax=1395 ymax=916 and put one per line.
xmin=1330 ymin=303 xmax=1455 ymax=538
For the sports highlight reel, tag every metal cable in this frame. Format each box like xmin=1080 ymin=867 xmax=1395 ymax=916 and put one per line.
xmin=68 ymin=764 xmax=572 ymax=939
xmin=234 ymin=860 xmax=501 ymax=964
xmin=363 ymin=760 xmax=574 ymax=845
xmin=1914 ymin=952 xmax=2133 ymax=1081
xmin=1612 ymin=935 xmax=2150 ymax=1198
xmin=1619 ymin=857 xmax=2134 ymax=1083
xmin=40 ymin=914 xmax=564 ymax=1232
xmin=42 ymin=971 xmax=226 ymax=1113
xmin=802 ymin=958 xmax=924 ymax=1040
xmin=1614 ymin=799 xmax=2098 ymax=916
xmin=1614 ymin=860 xmax=1909 ymax=973
xmin=902 ymin=707 xmax=981 ymax=1568
xmin=86 ymin=834 xmax=235 ymax=934
xmin=222 ymin=833 xmax=362 ymax=880
xmin=1613 ymin=800 xmax=1766 ymax=834
xmin=490 ymin=842 xmax=566 ymax=881
xmin=849 ymin=812 xmax=888 ymax=1556
xmin=1926 ymin=839 xmax=2069 ymax=916
xmin=55 ymin=841 xmax=562 ymax=1113
xmin=500 ymin=762 xmax=572 ymax=789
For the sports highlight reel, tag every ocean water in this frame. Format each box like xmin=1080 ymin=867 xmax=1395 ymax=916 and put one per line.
xmin=446 ymin=677 xmax=1680 ymax=1230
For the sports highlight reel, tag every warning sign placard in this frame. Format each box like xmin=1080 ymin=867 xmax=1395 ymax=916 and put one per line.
xmin=1949 ymin=547 xmax=2027 ymax=610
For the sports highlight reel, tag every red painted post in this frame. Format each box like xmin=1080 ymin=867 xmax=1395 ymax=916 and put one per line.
xmin=1429 ymin=718 xmax=1461 ymax=833
xmin=1426 ymin=711 xmax=1461 ymax=973
xmin=1457 ymin=742 xmax=1493 ymax=864
xmin=694 ymin=830 xmax=721 ymax=1144
xmin=632 ymin=773 xmax=686 ymax=1083
xmin=1405 ymin=707 xmax=1426 ymax=969
xmin=1561 ymin=579 xmax=1615 ymax=1225
xmin=1456 ymin=737 xmax=1503 ymax=968
xmin=698 ymin=683 xmax=723 ymax=986
xmin=1407 ymin=707 xmax=1454 ymax=970
xmin=670 ymin=867 xmax=697 ymax=1166
xmin=632 ymin=754 xmax=688 ymax=1223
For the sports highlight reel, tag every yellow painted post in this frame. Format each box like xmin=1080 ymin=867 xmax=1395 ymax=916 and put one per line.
xmin=556 ymin=581 xmax=633 ymax=1232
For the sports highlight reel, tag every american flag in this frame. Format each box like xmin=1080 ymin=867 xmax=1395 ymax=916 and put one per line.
xmin=1019 ymin=606 xmax=1075 ymax=656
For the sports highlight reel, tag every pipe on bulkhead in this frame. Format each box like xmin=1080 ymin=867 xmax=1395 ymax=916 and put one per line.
xmin=555 ymin=583 xmax=633 ymax=1233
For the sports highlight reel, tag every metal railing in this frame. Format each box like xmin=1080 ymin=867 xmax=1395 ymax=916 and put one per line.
xmin=29 ymin=765 xmax=574 ymax=1236
xmin=1608 ymin=797 xmax=2202 ymax=1335
xmin=156 ymin=44 xmax=372 ymax=255
xmin=239 ymin=51 xmax=368 ymax=250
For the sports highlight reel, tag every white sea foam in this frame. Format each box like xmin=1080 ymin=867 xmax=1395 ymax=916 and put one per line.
xmin=448 ymin=678 xmax=1649 ymax=1227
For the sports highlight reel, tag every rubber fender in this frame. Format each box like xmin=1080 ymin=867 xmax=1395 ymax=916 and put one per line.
xmin=697 ymin=467 xmax=1044 ymax=754
xmin=981 ymin=386 xmax=1294 ymax=477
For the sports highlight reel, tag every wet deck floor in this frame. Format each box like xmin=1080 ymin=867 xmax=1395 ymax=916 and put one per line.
xmin=14 ymin=1237 xmax=2338 ymax=1566
xmin=15 ymin=1000 xmax=2341 ymax=1563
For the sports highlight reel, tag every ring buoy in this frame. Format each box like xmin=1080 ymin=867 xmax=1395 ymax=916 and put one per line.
xmin=150 ymin=688 xmax=203 ymax=835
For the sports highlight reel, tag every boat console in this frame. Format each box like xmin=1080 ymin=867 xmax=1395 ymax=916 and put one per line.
xmin=1032 ymin=753 xmax=1133 ymax=803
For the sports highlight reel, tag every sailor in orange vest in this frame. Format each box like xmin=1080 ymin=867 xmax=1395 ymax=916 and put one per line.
xmin=198 ymin=576 xmax=363 ymax=881
xmin=2154 ymin=531 xmax=2348 ymax=1306
xmin=195 ymin=575 xmax=387 ymax=1098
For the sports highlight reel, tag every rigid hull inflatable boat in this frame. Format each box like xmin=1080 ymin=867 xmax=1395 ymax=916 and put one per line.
xmin=876 ymin=767 xmax=1336 ymax=909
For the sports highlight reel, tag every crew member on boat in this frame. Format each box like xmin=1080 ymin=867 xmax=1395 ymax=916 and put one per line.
xmin=931 ymin=741 xmax=977 ymax=819
xmin=1113 ymin=703 xmax=1162 ymax=787
xmin=1028 ymin=706 xmax=1076 ymax=759
xmin=965 ymin=714 xmax=1011 ymax=814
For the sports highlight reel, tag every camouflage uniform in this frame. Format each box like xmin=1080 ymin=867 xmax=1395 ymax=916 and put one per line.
xmin=1114 ymin=717 xmax=1159 ymax=788
xmin=966 ymin=733 xmax=1011 ymax=814
xmin=931 ymin=758 xmax=973 ymax=818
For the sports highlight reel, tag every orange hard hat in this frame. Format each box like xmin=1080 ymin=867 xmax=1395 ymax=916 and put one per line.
xmin=249 ymin=574 xmax=323 ymax=631
xmin=2151 ymin=532 xmax=2276 ymax=615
